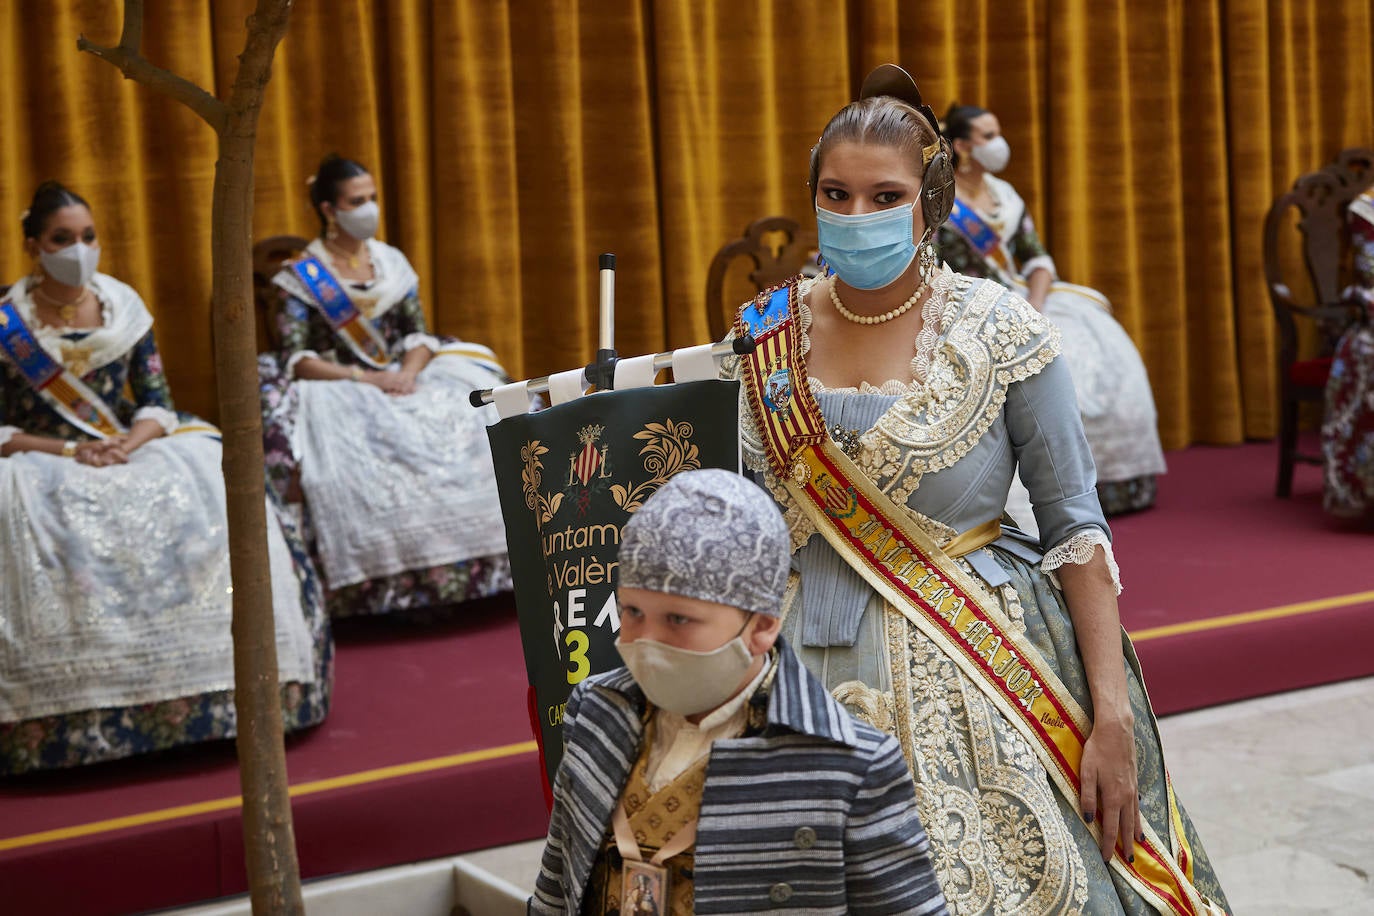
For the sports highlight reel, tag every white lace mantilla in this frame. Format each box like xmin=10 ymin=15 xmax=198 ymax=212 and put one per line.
xmin=273 ymin=238 xmax=420 ymax=323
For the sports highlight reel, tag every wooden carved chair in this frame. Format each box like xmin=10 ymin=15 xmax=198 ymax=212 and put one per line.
xmin=705 ymin=216 xmax=816 ymax=341
xmin=1263 ymin=147 xmax=1374 ymax=497
xmin=252 ymin=234 xmax=310 ymax=352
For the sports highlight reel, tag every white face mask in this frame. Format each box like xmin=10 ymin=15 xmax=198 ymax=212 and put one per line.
xmin=971 ymin=135 xmax=1011 ymax=173
xmin=40 ymin=241 xmax=101 ymax=288
xmin=615 ymin=624 xmax=758 ymax=717
xmin=334 ymin=200 xmax=379 ymax=240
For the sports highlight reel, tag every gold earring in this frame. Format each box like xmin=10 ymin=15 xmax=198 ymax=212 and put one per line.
xmin=917 ymin=239 xmax=938 ymax=283
xmin=326 ymin=216 xmax=338 ymax=240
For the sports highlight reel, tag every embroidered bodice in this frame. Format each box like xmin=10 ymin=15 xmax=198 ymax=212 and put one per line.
xmin=270 ymin=240 xmax=441 ymax=372
xmin=727 ymin=271 xmax=1117 ymax=647
xmin=0 ymin=274 xmax=178 ymax=443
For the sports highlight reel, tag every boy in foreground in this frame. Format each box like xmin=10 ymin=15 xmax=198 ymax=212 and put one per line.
xmin=529 ymin=469 xmax=948 ymax=915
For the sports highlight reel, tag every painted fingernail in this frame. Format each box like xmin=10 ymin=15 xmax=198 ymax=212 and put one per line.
xmin=1084 ymin=811 xmax=1094 ymax=824
xmin=1128 ymin=854 xmax=1135 ymax=863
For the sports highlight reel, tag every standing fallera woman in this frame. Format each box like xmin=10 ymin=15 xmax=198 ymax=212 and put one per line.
xmin=259 ymin=155 xmax=513 ymax=619
xmin=937 ymin=104 xmax=1166 ymax=524
xmin=0 ymin=182 xmax=329 ymax=774
xmin=725 ymin=66 xmax=1229 ymax=914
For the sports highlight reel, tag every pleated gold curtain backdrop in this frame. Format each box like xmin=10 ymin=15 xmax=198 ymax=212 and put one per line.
xmin=1 ymin=1 xmax=1369 ymax=445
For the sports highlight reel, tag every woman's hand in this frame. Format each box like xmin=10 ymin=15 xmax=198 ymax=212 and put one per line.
xmin=364 ymin=370 xmax=417 ymax=396
xmin=1054 ymin=546 xmax=1142 ymax=863
xmin=1080 ymin=708 xmax=1142 ymax=862
xmin=74 ymin=438 xmax=128 ymax=467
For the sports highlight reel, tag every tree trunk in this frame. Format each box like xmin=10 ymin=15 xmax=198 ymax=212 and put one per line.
xmin=215 ymin=123 xmax=304 ymax=915
xmin=80 ymin=2 xmax=302 ymax=911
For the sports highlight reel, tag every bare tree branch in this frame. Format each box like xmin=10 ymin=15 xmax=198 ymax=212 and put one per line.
xmin=77 ymin=3 xmax=227 ymax=134
xmin=226 ymin=0 xmax=294 ymax=123
xmin=118 ymin=0 xmax=144 ymax=55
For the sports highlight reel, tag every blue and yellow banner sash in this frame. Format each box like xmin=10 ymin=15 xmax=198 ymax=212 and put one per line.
xmin=737 ymin=280 xmax=1224 ymax=916
xmin=947 ymin=199 xmax=1013 ymax=275
xmin=0 ymin=299 xmax=126 ymax=439
xmin=290 ymin=257 xmax=391 ymax=369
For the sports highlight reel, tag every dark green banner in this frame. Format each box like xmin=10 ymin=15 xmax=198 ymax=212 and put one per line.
xmin=487 ymin=379 xmax=741 ymax=785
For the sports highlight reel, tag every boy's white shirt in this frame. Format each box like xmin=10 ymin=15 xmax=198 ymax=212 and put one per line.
xmin=643 ymin=654 xmax=774 ymax=793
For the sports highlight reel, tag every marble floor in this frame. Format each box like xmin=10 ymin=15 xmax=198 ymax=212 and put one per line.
xmin=1156 ymin=677 xmax=1374 ymax=915
xmin=463 ymin=676 xmax=1374 ymax=915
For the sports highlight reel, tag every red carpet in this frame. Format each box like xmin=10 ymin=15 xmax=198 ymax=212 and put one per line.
xmin=1114 ymin=441 xmax=1374 ymax=713
xmin=0 ymin=599 xmax=548 ymax=916
xmin=1 ymin=442 xmax=1371 ymax=915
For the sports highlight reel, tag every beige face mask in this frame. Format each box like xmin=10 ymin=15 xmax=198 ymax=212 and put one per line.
xmin=615 ymin=618 xmax=756 ymax=717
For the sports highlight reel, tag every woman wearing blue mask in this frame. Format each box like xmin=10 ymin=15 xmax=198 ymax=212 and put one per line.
xmin=725 ymin=66 xmax=1228 ymax=915
xmin=259 ymin=154 xmax=515 ymax=620
xmin=938 ymin=104 xmax=1166 ymax=523
xmin=0 ymin=181 xmax=331 ymax=774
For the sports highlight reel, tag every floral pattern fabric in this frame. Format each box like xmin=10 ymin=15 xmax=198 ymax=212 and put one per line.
xmin=0 ymin=493 xmax=332 ymax=775
xmin=260 ymin=284 xmax=511 ymax=619
xmin=1322 ymin=195 xmax=1374 ymax=521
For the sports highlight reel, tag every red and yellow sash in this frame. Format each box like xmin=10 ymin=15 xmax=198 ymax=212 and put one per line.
xmin=736 ymin=280 xmax=1224 ymax=916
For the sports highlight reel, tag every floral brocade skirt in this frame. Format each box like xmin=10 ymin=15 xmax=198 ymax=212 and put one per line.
xmin=1322 ymin=321 xmax=1374 ymax=521
xmin=781 ymin=547 xmax=1229 ymax=915
xmin=1 ymin=490 xmax=332 ymax=776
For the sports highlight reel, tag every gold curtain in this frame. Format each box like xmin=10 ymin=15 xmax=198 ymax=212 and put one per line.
xmin=1 ymin=1 xmax=1369 ymax=446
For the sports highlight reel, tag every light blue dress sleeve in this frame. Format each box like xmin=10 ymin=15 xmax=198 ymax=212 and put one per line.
xmin=1004 ymin=353 xmax=1112 ymax=551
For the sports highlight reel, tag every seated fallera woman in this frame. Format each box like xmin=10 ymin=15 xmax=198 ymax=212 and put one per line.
xmin=259 ymin=155 xmax=512 ymax=619
xmin=937 ymin=104 xmax=1166 ymax=523
xmin=1322 ymin=188 xmax=1374 ymax=521
xmin=0 ymin=182 xmax=330 ymax=775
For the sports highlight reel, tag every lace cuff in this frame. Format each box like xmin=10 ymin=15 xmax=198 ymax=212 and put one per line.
xmin=1041 ymin=527 xmax=1122 ymax=594
xmin=1021 ymin=254 xmax=1058 ymax=283
xmin=0 ymin=425 xmax=20 ymax=450
xmin=133 ymin=406 xmax=180 ymax=435
xmin=286 ymin=349 xmax=322 ymax=378
xmin=402 ymin=332 xmax=442 ymax=353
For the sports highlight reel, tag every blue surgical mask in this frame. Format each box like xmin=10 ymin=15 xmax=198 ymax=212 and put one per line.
xmin=815 ymin=203 xmax=917 ymax=290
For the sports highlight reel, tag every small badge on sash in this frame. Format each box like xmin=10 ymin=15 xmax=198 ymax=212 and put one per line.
xmin=620 ymin=859 xmax=670 ymax=916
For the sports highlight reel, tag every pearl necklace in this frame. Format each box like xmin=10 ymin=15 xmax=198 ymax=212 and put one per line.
xmin=829 ymin=277 xmax=927 ymax=325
